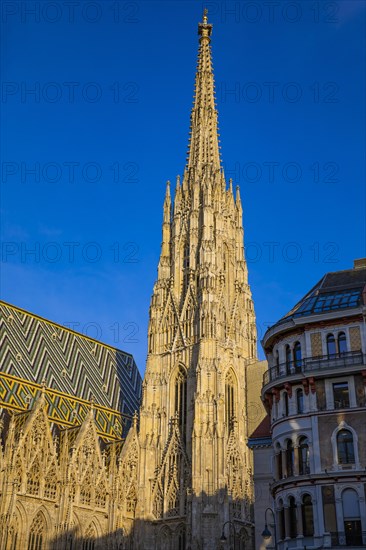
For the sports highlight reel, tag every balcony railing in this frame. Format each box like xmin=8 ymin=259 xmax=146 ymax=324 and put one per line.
xmin=263 ymin=350 xmax=365 ymax=386
xmin=330 ymin=531 xmax=366 ymax=547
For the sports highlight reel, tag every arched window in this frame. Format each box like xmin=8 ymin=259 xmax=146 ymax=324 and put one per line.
xmin=27 ymin=512 xmax=46 ymax=550
xmin=338 ymin=332 xmax=347 ymax=354
xmin=278 ymin=500 xmax=285 ymax=540
xmin=177 ymin=525 xmax=186 ymax=550
xmin=286 ymin=440 xmax=294 ymax=477
xmin=225 ymin=370 xmax=236 ymax=434
xmin=95 ymin=480 xmax=107 ymax=508
xmin=283 ymin=391 xmax=289 ymax=417
xmin=80 ymin=472 xmax=92 ymax=505
xmin=27 ymin=459 xmax=41 ymax=496
xmin=326 ymin=334 xmax=336 ymax=357
xmin=275 ymin=350 xmax=280 ymax=375
xmin=276 ymin=447 xmax=283 ymax=480
xmin=293 ymin=342 xmax=302 ymax=371
xmin=342 ymin=489 xmax=362 ymax=546
xmin=296 ymin=389 xmax=304 ymax=414
xmin=82 ymin=524 xmax=96 ymax=550
xmin=7 ymin=515 xmax=19 ymax=550
xmin=302 ymin=494 xmax=314 ymax=536
xmin=285 ymin=345 xmax=292 ymax=373
xmin=337 ymin=429 xmax=355 ymax=464
xmin=161 ymin=526 xmax=172 ymax=550
xmin=299 ymin=437 xmax=310 ymax=475
xmin=288 ymin=496 xmax=297 ymax=538
xmin=44 ymin=467 xmax=57 ymax=500
xmin=181 ymin=242 xmax=190 ymax=292
xmin=174 ymin=366 xmax=187 ymax=441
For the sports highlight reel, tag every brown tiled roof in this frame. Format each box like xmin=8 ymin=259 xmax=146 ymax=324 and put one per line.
xmin=249 ymin=415 xmax=271 ymax=439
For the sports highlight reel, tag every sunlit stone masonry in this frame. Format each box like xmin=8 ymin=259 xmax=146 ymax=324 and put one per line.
xmin=123 ymin=10 xmax=264 ymax=550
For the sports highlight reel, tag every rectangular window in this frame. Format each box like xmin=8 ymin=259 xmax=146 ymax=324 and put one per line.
xmin=333 ymin=382 xmax=350 ymax=409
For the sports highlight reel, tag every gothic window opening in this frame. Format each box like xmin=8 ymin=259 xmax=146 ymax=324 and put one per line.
xmin=166 ymin=479 xmax=180 ymax=517
xmin=177 ymin=525 xmax=186 ymax=550
xmin=95 ymin=481 xmax=107 ymax=508
xmin=82 ymin=524 xmax=96 ymax=550
xmin=126 ymin=484 xmax=137 ymax=517
xmin=160 ymin=526 xmax=172 ymax=550
xmin=225 ymin=370 xmax=236 ymax=434
xmin=44 ymin=467 xmax=57 ymax=499
xmin=27 ymin=460 xmax=41 ymax=496
xmin=183 ymin=243 xmax=190 ymax=291
xmin=174 ymin=366 xmax=187 ymax=441
xmin=153 ymin=486 xmax=163 ymax=519
xmin=302 ymin=494 xmax=314 ymax=536
xmin=27 ymin=512 xmax=46 ymax=550
xmin=7 ymin=516 xmax=19 ymax=550
xmin=80 ymin=473 xmax=92 ymax=506
xmin=337 ymin=429 xmax=355 ymax=464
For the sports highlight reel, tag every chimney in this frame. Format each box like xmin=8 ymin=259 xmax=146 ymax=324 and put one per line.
xmin=354 ymin=258 xmax=366 ymax=269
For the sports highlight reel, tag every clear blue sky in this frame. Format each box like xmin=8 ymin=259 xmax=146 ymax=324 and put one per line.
xmin=1 ymin=0 xmax=365 ymax=371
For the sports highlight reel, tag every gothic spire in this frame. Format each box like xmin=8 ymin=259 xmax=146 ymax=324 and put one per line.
xmin=186 ymin=10 xmax=221 ymax=173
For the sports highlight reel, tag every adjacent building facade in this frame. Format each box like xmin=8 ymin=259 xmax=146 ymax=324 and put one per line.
xmin=259 ymin=259 xmax=366 ymax=549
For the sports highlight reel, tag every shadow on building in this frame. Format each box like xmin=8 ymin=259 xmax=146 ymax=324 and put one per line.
xmin=46 ymin=490 xmax=253 ymax=550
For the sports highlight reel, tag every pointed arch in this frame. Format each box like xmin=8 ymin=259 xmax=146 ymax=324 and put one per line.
xmin=176 ymin=523 xmax=186 ymax=550
xmin=81 ymin=522 xmax=97 ymax=550
xmin=80 ymin=470 xmax=93 ymax=506
xmin=44 ymin=463 xmax=57 ymax=500
xmin=118 ymin=423 xmax=139 ymax=519
xmin=95 ymin=477 xmax=107 ymax=508
xmin=152 ymin=483 xmax=164 ymax=519
xmin=152 ymin=418 xmax=190 ymax=519
xmin=222 ymin=242 xmax=231 ymax=291
xmin=27 ymin=511 xmax=47 ymax=550
xmin=125 ymin=482 xmax=137 ymax=517
xmin=225 ymin=367 xmax=237 ymax=435
xmin=4 ymin=512 xmax=20 ymax=550
xmin=171 ymin=364 xmax=187 ymax=441
xmin=26 ymin=457 xmax=41 ymax=496
xmin=160 ymin=525 xmax=172 ymax=550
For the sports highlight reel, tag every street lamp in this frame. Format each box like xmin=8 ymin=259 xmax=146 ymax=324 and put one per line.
xmin=220 ymin=520 xmax=236 ymax=543
xmin=261 ymin=507 xmax=277 ymax=549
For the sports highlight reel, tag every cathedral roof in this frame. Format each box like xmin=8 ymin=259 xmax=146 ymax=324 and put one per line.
xmin=0 ymin=300 xmax=142 ymax=417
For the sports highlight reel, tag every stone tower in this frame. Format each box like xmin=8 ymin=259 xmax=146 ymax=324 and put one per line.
xmin=128 ymin=11 xmax=258 ymax=549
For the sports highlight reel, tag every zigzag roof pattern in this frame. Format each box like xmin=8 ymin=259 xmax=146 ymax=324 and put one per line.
xmin=0 ymin=301 xmax=142 ymax=421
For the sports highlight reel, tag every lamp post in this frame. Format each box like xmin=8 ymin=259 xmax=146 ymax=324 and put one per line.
xmin=261 ymin=507 xmax=277 ymax=549
xmin=220 ymin=520 xmax=237 ymax=548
